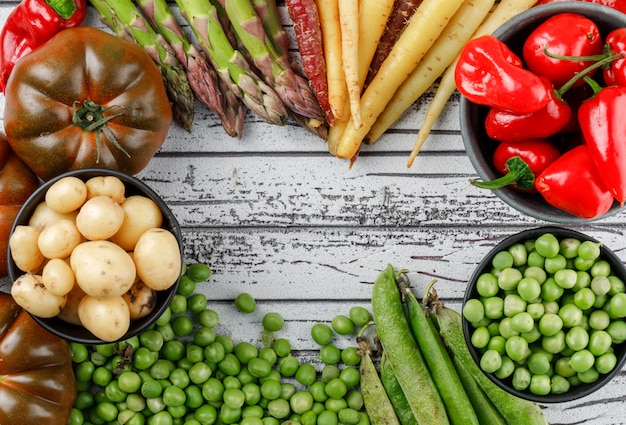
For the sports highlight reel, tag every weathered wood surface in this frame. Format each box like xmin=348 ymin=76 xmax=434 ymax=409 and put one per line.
xmin=1 ymin=3 xmax=626 ymax=423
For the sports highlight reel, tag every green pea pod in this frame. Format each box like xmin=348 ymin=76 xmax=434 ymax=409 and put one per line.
xmin=450 ymin=347 xmax=507 ymax=425
xmin=432 ymin=306 xmax=548 ymax=425
xmin=359 ymin=347 xmax=401 ymax=425
xmin=405 ymin=285 xmax=479 ymax=425
xmin=371 ymin=264 xmax=449 ymax=424
xmin=379 ymin=353 xmax=418 ymax=425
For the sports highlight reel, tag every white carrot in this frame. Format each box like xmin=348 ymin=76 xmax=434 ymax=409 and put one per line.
xmin=315 ymin=0 xmax=347 ymax=121
xmin=327 ymin=0 xmax=395 ymax=155
xmin=365 ymin=0 xmax=496 ymax=146
xmin=339 ymin=0 xmax=361 ymax=128
xmin=335 ymin=0 xmax=466 ymax=160
xmin=407 ymin=0 xmax=539 ymax=167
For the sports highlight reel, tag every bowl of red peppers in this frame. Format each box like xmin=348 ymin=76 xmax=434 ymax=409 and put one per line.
xmin=459 ymin=1 xmax=626 ymax=222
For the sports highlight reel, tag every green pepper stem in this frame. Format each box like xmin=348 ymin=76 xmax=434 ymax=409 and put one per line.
xmin=558 ymin=52 xmax=624 ymax=94
xmin=471 ymin=156 xmax=535 ymax=191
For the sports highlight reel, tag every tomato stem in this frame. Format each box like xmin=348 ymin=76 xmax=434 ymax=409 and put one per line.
xmin=72 ymin=100 xmax=131 ymax=162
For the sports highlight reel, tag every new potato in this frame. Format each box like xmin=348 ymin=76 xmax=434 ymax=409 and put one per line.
xmin=9 ymin=225 xmax=44 ymax=272
xmin=70 ymin=240 xmax=136 ymax=297
xmin=45 ymin=176 xmax=87 ymax=214
xmin=78 ymin=295 xmax=131 ymax=342
xmin=37 ymin=219 xmax=82 ymax=259
xmin=76 ymin=195 xmax=125 ymax=240
xmin=111 ymin=195 xmax=163 ymax=251
xmin=42 ymin=258 xmax=75 ymax=296
xmin=85 ymin=175 xmax=126 ymax=203
xmin=134 ymin=228 xmax=182 ymax=290
xmin=11 ymin=273 xmax=66 ymax=318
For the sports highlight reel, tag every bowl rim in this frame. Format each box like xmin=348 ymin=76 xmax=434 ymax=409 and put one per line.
xmin=5 ymin=168 xmax=182 ymax=344
xmin=462 ymin=225 xmax=626 ymax=403
xmin=459 ymin=1 xmax=626 ymax=223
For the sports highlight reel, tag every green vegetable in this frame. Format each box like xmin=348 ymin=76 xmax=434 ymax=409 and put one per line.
xmin=217 ymin=0 xmax=324 ymax=121
xmin=371 ymin=264 xmax=448 ymax=424
xmin=404 ymin=279 xmax=479 ymax=425
xmin=175 ymin=0 xmax=289 ymax=125
xmin=358 ymin=338 xmax=400 ymax=425
xmin=88 ymin=0 xmax=195 ymax=130
xmin=379 ymin=354 xmax=418 ymax=425
xmin=432 ymin=306 xmax=548 ymax=425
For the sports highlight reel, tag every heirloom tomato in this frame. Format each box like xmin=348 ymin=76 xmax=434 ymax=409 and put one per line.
xmin=4 ymin=26 xmax=172 ymax=181
xmin=0 ymin=291 xmax=76 ymax=424
xmin=0 ymin=133 xmax=40 ymax=277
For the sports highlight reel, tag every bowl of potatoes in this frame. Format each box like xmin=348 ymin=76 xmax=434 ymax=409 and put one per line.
xmin=6 ymin=168 xmax=183 ymax=344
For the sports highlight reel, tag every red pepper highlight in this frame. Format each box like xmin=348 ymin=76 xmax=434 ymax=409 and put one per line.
xmin=485 ymin=77 xmax=572 ymax=142
xmin=535 ymin=145 xmax=614 ymax=219
xmin=0 ymin=0 xmax=87 ymax=92
xmin=578 ymin=84 xmax=626 ymax=204
xmin=455 ymin=35 xmax=550 ymax=114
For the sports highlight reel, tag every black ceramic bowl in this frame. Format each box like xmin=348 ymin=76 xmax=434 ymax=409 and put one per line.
xmin=6 ymin=168 xmax=182 ymax=344
xmin=462 ymin=226 xmax=626 ymax=402
xmin=460 ymin=2 xmax=626 ymax=223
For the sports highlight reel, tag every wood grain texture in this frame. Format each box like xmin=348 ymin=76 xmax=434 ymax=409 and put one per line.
xmin=1 ymin=2 xmax=626 ymax=423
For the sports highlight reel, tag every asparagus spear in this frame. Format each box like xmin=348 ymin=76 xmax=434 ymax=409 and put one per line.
xmin=251 ymin=0 xmax=289 ymax=57
xmin=216 ymin=0 xmax=325 ymax=122
xmin=176 ymin=0 xmax=289 ymax=125
xmin=89 ymin=0 xmax=195 ymax=131
xmin=136 ymin=0 xmax=244 ymax=137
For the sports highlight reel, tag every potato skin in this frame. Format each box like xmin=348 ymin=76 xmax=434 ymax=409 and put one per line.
xmin=78 ymin=295 xmax=130 ymax=342
xmin=70 ymin=240 xmax=136 ymax=297
xmin=133 ymin=228 xmax=182 ymax=291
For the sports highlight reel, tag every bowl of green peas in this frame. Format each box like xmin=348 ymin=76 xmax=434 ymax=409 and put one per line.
xmin=462 ymin=226 xmax=626 ymax=402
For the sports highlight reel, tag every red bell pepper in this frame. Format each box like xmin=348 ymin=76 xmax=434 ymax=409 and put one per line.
xmin=485 ymin=77 xmax=572 ymax=142
xmin=535 ymin=145 xmax=614 ymax=218
xmin=455 ymin=35 xmax=550 ymax=114
xmin=578 ymin=83 xmax=626 ymax=204
xmin=471 ymin=138 xmax=561 ymax=192
xmin=0 ymin=0 xmax=87 ymax=92
xmin=602 ymin=28 xmax=626 ymax=86
xmin=522 ymin=13 xmax=603 ymax=89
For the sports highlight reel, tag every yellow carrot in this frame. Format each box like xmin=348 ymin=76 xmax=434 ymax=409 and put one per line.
xmin=408 ymin=0 xmax=539 ymax=167
xmin=316 ymin=0 xmax=346 ymax=121
xmin=365 ymin=0 xmax=495 ymax=147
xmin=335 ymin=0 xmax=466 ymax=160
xmin=327 ymin=0 xmax=395 ymax=155
xmin=338 ymin=0 xmax=361 ymax=128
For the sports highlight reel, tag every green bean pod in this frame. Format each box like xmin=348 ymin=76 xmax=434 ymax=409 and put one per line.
xmin=405 ymin=288 xmax=479 ymax=425
xmin=371 ymin=264 xmax=449 ymax=425
xmin=432 ymin=306 xmax=548 ymax=425
xmin=359 ymin=347 xmax=401 ymax=425
xmin=379 ymin=353 xmax=418 ymax=425
xmin=450 ymin=347 xmax=507 ymax=425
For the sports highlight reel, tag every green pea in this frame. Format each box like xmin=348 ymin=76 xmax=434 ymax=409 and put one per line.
xmin=201 ymin=377 xmax=224 ymax=402
xmin=332 ymin=315 xmax=355 ymax=335
xmin=535 ymin=233 xmax=560 ymax=258
xmin=197 ymin=309 xmax=219 ymax=328
xmin=177 ymin=275 xmax=196 ymax=296
xmin=172 ymin=315 xmax=194 ymax=337
xmin=218 ymin=353 xmax=242 ymax=376
xmin=261 ymin=378 xmax=283 ymax=400
xmin=248 ymin=357 xmax=272 ymax=378
xmin=492 ymin=250 xmax=514 ymax=270
xmin=349 ymin=306 xmax=371 ymax=327
xmin=193 ymin=326 xmax=216 ymax=347
xmin=235 ymin=341 xmax=259 ymax=364
xmin=512 ymin=366 xmax=531 ymax=391
xmin=279 ymin=354 xmax=299 ymax=376
xmin=311 ymin=323 xmax=334 ymax=345
xmin=235 ymin=292 xmax=257 ymax=313
xmin=273 ymin=338 xmax=291 ymax=357
xmin=75 ymin=360 xmax=95 ymax=382
xmin=188 ymin=293 xmax=208 ymax=313
xmin=325 ymin=378 xmax=348 ymax=399
xmin=319 ymin=345 xmax=341 ymax=365
xmin=339 ymin=367 xmax=360 ymax=388
xmin=480 ymin=349 xmax=502 ymax=373
xmin=476 ymin=273 xmax=499 ymax=297
xmin=341 ymin=347 xmax=361 ymax=366
xmin=295 ymin=363 xmax=317 ymax=386
xmin=262 ymin=312 xmax=284 ymax=332
xmin=267 ymin=398 xmax=290 ymax=419
xmin=187 ymin=263 xmax=212 ymax=282
xmin=290 ymin=391 xmax=314 ymax=414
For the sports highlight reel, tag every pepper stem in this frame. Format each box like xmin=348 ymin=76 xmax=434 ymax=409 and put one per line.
xmin=555 ymin=52 xmax=624 ymax=94
xmin=471 ymin=156 xmax=535 ymax=191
